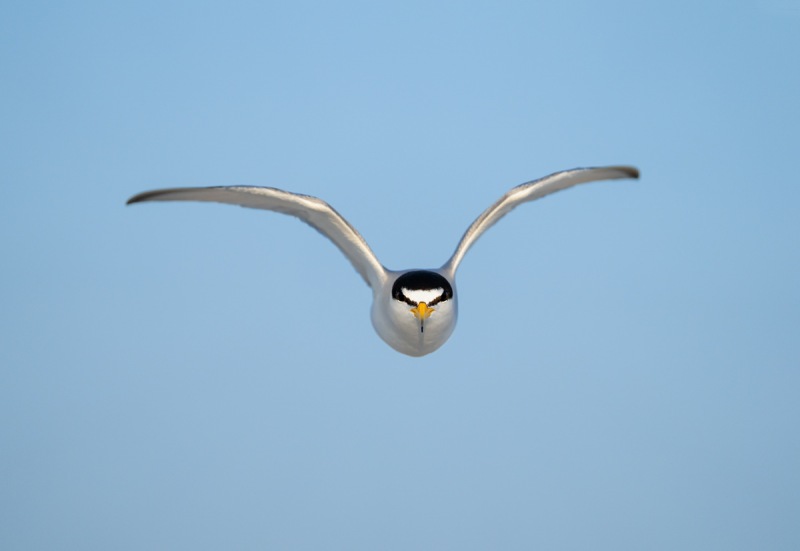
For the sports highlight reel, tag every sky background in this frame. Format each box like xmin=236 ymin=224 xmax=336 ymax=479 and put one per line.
xmin=2 ymin=1 xmax=799 ymax=549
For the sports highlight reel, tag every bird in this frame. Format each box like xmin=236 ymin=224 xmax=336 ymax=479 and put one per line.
xmin=127 ymin=165 xmax=639 ymax=356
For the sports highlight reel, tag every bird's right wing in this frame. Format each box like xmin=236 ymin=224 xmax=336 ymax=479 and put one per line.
xmin=442 ymin=166 xmax=640 ymax=274
xmin=127 ymin=186 xmax=388 ymax=289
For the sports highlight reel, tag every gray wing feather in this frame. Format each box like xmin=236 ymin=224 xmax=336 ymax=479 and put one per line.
xmin=127 ymin=186 xmax=387 ymax=288
xmin=442 ymin=166 xmax=640 ymax=274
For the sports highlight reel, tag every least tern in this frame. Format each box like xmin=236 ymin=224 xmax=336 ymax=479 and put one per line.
xmin=128 ymin=165 xmax=639 ymax=356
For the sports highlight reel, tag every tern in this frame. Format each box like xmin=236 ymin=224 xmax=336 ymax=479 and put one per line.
xmin=128 ymin=165 xmax=639 ymax=356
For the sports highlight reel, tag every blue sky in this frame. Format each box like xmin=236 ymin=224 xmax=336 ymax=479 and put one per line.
xmin=2 ymin=1 xmax=799 ymax=549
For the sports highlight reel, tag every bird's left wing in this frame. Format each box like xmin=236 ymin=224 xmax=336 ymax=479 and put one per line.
xmin=127 ymin=186 xmax=387 ymax=289
xmin=442 ymin=166 xmax=639 ymax=275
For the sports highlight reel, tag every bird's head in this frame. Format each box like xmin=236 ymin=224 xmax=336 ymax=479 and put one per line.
xmin=391 ymin=270 xmax=454 ymax=335
xmin=366 ymin=270 xmax=457 ymax=356
xmin=372 ymin=270 xmax=457 ymax=356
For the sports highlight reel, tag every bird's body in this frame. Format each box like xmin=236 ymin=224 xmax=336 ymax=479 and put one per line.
xmin=128 ymin=166 xmax=639 ymax=356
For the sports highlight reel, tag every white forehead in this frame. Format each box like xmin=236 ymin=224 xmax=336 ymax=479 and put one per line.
xmin=402 ymin=288 xmax=442 ymax=304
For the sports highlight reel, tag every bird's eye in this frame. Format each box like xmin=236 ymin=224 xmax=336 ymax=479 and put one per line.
xmin=395 ymin=294 xmax=416 ymax=306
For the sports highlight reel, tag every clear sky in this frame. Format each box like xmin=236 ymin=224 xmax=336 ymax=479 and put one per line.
xmin=2 ymin=1 xmax=799 ymax=549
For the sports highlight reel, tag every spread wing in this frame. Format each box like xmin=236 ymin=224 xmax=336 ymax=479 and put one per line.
xmin=127 ymin=186 xmax=387 ymax=289
xmin=442 ymin=166 xmax=640 ymax=274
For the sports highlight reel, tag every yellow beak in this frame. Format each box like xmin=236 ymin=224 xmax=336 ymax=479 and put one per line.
xmin=410 ymin=302 xmax=434 ymax=320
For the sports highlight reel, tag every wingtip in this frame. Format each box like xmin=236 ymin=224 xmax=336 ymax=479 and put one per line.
xmin=126 ymin=189 xmax=170 ymax=205
xmin=125 ymin=191 xmax=150 ymax=205
xmin=619 ymin=166 xmax=640 ymax=179
xmin=577 ymin=165 xmax=640 ymax=180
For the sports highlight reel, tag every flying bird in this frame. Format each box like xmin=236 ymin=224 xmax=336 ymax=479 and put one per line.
xmin=127 ymin=165 xmax=639 ymax=356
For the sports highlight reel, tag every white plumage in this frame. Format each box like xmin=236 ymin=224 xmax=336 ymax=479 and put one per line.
xmin=128 ymin=165 xmax=639 ymax=356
